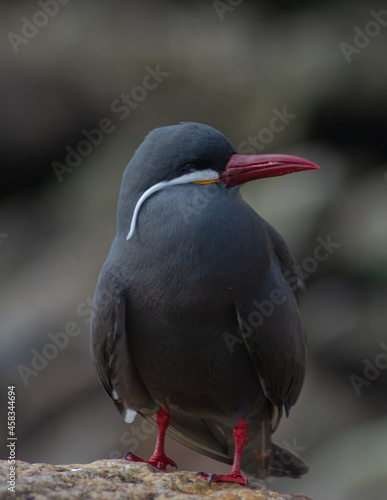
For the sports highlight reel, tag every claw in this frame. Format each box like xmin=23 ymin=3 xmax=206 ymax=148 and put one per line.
xmin=124 ymin=451 xmax=143 ymax=462
xmin=201 ymin=472 xmax=249 ymax=486
xmin=123 ymin=409 xmax=176 ymax=472
xmin=123 ymin=452 xmax=146 ymax=464
xmin=208 ymin=473 xmax=216 ymax=484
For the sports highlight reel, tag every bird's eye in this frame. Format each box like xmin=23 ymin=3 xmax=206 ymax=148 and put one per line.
xmin=181 ymin=163 xmax=197 ymax=173
xmin=181 ymin=160 xmax=209 ymax=172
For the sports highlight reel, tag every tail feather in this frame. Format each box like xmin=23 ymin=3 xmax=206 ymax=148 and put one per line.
xmin=144 ymin=412 xmax=232 ymax=465
xmin=241 ymin=416 xmax=273 ymax=479
xmin=269 ymin=443 xmax=309 ymax=478
xmin=142 ymin=412 xmax=308 ymax=479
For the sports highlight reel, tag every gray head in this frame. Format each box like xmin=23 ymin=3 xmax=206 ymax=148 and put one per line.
xmin=116 ymin=122 xmax=319 ymax=239
xmin=121 ymin=122 xmax=236 ymax=195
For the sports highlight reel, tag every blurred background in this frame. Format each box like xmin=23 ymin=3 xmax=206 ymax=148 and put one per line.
xmin=1 ymin=1 xmax=386 ymax=499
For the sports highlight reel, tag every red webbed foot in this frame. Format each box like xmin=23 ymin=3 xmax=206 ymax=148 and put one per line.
xmin=148 ymin=453 xmax=177 ymax=470
xmin=197 ymin=416 xmax=249 ymax=487
xmin=198 ymin=471 xmax=249 ymax=486
xmin=123 ymin=408 xmax=177 ymax=471
xmin=124 ymin=451 xmax=177 ymax=470
xmin=124 ymin=451 xmax=146 ymax=463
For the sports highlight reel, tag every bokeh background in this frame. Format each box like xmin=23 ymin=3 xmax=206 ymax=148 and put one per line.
xmin=1 ymin=1 xmax=387 ymax=499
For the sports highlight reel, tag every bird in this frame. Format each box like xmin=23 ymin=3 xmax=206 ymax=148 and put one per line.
xmin=90 ymin=121 xmax=319 ymax=485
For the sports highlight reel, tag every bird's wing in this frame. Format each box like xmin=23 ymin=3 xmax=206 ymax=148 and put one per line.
xmin=90 ymin=262 xmax=154 ymax=418
xmin=267 ymin=223 xmax=306 ymax=299
xmin=235 ymin=223 xmax=306 ymax=417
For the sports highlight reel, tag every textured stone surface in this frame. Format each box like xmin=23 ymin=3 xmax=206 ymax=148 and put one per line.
xmin=0 ymin=459 xmax=312 ymax=499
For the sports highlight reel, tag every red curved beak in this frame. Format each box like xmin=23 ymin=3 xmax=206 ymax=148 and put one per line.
xmin=220 ymin=154 xmax=320 ymax=187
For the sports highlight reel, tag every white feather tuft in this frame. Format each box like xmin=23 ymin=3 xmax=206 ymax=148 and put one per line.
xmin=124 ymin=409 xmax=137 ymax=423
xmin=126 ymin=169 xmax=219 ymax=240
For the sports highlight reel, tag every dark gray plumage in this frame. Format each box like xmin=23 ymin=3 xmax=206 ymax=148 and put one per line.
xmin=91 ymin=122 xmax=315 ymax=480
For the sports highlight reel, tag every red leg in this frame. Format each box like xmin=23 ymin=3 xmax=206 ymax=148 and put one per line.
xmin=199 ymin=417 xmax=249 ymax=486
xmin=124 ymin=408 xmax=177 ymax=470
